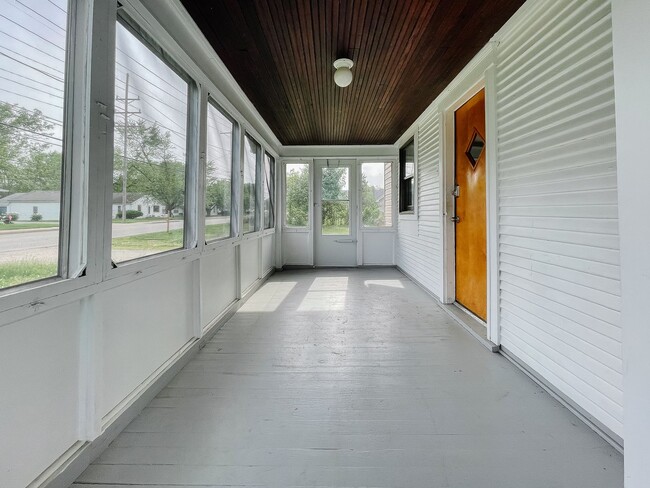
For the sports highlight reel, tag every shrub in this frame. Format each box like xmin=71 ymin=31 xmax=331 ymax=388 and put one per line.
xmin=3 ymin=213 xmax=18 ymax=224
xmin=30 ymin=214 xmax=43 ymax=222
xmin=116 ymin=210 xmax=143 ymax=220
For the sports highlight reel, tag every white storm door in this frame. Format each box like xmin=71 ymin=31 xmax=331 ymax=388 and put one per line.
xmin=314 ymin=161 xmax=357 ymax=266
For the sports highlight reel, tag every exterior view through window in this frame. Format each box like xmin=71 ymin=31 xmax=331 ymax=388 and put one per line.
xmin=243 ymin=135 xmax=259 ymax=233
xmin=361 ymin=162 xmax=393 ymax=227
xmin=285 ymin=163 xmax=309 ymax=227
xmin=263 ymin=153 xmax=274 ymax=229
xmin=321 ymin=167 xmax=350 ymax=235
xmin=111 ymin=20 xmax=189 ymax=263
xmin=0 ymin=0 xmax=68 ymax=289
xmin=205 ymin=101 xmax=233 ymax=241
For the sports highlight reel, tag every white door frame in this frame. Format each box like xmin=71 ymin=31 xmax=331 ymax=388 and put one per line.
xmin=440 ymin=62 xmax=500 ymax=344
xmin=313 ymin=159 xmax=358 ymax=267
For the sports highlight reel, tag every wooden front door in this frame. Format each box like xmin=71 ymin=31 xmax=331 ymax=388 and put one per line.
xmin=454 ymin=89 xmax=487 ymax=321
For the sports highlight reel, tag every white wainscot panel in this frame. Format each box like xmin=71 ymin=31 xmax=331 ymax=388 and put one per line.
xmin=100 ymin=265 xmax=194 ymax=418
xmin=282 ymin=231 xmax=311 ymax=265
xmin=201 ymin=246 xmax=237 ymax=329
xmin=262 ymin=234 xmax=275 ymax=273
xmin=362 ymin=232 xmax=395 ymax=265
xmin=240 ymin=239 xmax=260 ymax=292
xmin=0 ymin=302 xmax=81 ymax=488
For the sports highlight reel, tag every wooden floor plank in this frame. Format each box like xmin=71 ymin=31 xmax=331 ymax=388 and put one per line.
xmin=73 ymin=268 xmax=622 ymax=487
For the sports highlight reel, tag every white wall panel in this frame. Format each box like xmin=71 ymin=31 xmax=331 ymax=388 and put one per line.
xmin=240 ymin=239 xmax=260 ymax=292
xmin=262 ymin=234 xmax=275 ymax=273
xmin=396 ymin=111 xmax=443 ymax=298
xmin=394 ymin=0 xmax=621 ymax=440
xmin=201 ymin=247 xmax=237 ymax=329
xmin=0 ymin=304 xmax=81 ymax=488
xmin=362 ymin=232 xmax=395 ymax=265
xmin=282 ymin=232 xmax=311 ymax=266
xmin=100 ymin=266 xmax=194 ymax=418
xmin=496 ymin=0 xmax=622 ymax=437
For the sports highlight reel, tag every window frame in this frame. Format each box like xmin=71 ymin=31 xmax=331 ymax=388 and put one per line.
xmin=263 ymin=152 xmax=275 ymax=230
xmin=242 ymin=133 xmax=261 ymax=234
xmin=399 ymin=138 xmax=416 ymax=214
xmin=108 ymin=11 xmax=200 ymax=267
xmin=205 ymin=97 xmax=238 ymax=243
xmin=0 ymin=0 xmax=90 ymax=299
xmin=282 ymin=160 xmax=311 ymax=231
xmin=360 ymin=160 xmax=396 ymax=230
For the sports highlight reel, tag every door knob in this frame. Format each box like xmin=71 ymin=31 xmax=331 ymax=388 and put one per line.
xmin=451 ymin=216 xmax=461 ymax=223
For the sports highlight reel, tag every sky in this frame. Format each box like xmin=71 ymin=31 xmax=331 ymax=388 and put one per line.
xmin=0 ymin=0 xmax=67 ymax=146
xmin=0 ymin=0 xmax=191 ymax=163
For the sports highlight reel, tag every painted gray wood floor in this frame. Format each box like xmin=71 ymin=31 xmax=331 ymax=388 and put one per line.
xmin=73 ymin=268 xmax=623 ymax=488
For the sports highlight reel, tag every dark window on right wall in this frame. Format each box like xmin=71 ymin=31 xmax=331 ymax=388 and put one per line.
xmin=399 ymin=139 xmax=415 ymax=213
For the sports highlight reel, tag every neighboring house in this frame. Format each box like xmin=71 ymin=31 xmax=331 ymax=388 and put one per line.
xmin=0 ymin=191 xmax=61 ymax=220
xmin=111 ymin=193 xmax=169 ymax=218
xmin=0 ymin=191 xmax=179 ymax=221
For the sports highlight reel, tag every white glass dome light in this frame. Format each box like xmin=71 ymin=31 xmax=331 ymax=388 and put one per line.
xmin=333 ymin=58 xmax=354 ymax=88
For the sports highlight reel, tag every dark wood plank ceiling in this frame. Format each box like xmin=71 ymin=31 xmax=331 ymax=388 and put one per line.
xmin=181 ymin=0 xmax=524 ymax=146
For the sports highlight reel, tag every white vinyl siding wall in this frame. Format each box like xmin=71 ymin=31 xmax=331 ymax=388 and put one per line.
xmin=396 ymin=0 xmax=621 ymax=439
xmin=396 ymin=112 xmax=443 ymax=298
xmin=496 ymin=0 xmax=621 ymax=437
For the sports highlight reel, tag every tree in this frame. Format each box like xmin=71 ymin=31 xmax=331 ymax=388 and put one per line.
xmin=321 ymin=168 xmax=349 ymax=231
xmin=205 ymin=177 xmax=230 ymax=216
xmin=361 ymin=172 xmax=382 ymax=226
xmin=115 ymin=120 xmax=185 ymax=232
xmin=0 ymin=102 xmax=62 ymax=192
xmin=286 ymin=165 xmax=309 ymax=226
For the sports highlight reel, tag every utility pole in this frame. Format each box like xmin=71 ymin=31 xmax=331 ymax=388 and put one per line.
xmin=115 ymin=73 xmax=139 ymax=223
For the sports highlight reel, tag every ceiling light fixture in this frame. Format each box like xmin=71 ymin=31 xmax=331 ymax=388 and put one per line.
xmin=333 ymin=58 xmax=354 ymax=88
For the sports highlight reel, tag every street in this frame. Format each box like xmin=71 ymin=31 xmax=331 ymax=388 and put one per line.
xmin=0 ymin=217 xmax=228 ymax=264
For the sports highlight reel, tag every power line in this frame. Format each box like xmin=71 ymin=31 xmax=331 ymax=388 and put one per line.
xmin=0 ymin=121 xmax=61 ymax=142
xmin=0 ymin=47 xmax=64 ymax=79
xmin=115 ymin=43 xmax=187 ymax=95
xmin=114 ymin=69 xmax=186 ymax=107
xmin=1 ymin=87 xmax=63 ymax=110
xmin=0 ymin=74 xmax=64 ymax=100
xmin=0 ymin=66 xmax=64 ymax=92
xmin=13 ymin=0 xmax=66 ymax=34
xmin=47 ymin=0 xmax=66 ymax=14
xmin=0 ymin=29 xmax=66 ymax=64
xmin=0 ymin=13 xmax=65 ymax=52
xmin=0 ymin=51 xmax=64 ymax=84
xmin=115 ymin=61 xmax=186 ymax=104
xmin=1 ymin=101 xmax=64 ymax=126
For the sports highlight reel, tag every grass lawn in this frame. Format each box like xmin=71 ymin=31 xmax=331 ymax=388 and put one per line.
xmin=205 ymin=223 xmax=231 ymax=241
xmin=112 ymin=223 xmax=229 ymax=250
xmin=322 ymin=225 xmax=350 ymax=235
xmin=0 ymin=223 xmax=59 ymax=231
xmin=0 ymin=261 xmax=58 ymax=288
xmin=112 ymin=217 xmax=184 ymax=224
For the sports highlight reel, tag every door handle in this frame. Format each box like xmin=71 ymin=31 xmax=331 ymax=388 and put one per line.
xmin=451 ymin=216 xmax=461 ymax=223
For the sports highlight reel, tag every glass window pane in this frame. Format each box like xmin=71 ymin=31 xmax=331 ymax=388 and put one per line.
xmin=0 ymin=0 xmax=69 ymax=288
xmin=321 ymin=167 xmax=349 ymax=235
xmin=111 ymin=21 xmax=189 ymax=263
xmin=321 ymin=167 xmax=349 ymax=200
xmin=399 ymin=139 xmax=415 ymax=212
xmin=205 ymin=101 xmax=233 ymax=241
xmin=362 ymin=162 xmax=392 ymax=227
xmin=263 ymin=153 xmax=274 ymax=229
xmin=243 ymin=135 xmax=258 ymax=233
xmin=285 ymin=163 xmax=309 ymax=228
xmin=322 ymin=201 xmax=349 ymax=235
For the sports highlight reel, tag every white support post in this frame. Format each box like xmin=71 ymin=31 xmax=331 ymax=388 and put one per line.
xmin=611 ymin=1 xmax=650 ymax=486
